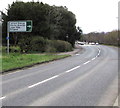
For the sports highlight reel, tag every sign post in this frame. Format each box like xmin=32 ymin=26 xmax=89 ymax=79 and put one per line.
xmin=7 ymin=20 xmax=32 ymax=54
xmin=7 ymin=23 xmax=9 ymax=54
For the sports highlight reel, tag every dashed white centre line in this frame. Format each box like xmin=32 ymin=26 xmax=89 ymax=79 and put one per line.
xmin=76 ymin=54 xmax=80 ymax=56
xmin=28 ymin=75 xmax=59 ymax=88
xmin=0 ymin=96 xmax=6 ymax=100
xmin=92 ymin=58 xmax=96 ymax=61
xmin=65 ymin=66 xmax=80 ymax=73
xmin=98 ymin=50 xmax=100 ymax=56
xmin=97 ymin=48 xmax=101 ymax=56
xmin=83 ymin=61 xmax=91 ymax=65
xmin=28 ymin=47 xmax=101 ymax=88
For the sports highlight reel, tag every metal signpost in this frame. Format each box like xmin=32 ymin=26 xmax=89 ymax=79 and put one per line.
xmin=7 ymin=20 xmax=32 ymax=54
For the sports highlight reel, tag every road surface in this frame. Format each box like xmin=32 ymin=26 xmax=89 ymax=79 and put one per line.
xmin=1 ymin=45 xmax=118 ymax=106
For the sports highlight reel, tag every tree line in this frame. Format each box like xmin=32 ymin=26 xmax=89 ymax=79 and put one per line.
xmin=2 ymin=1 xmax=82 ymax=49
xmin=83 ymin=30 xmax=119 ymax=46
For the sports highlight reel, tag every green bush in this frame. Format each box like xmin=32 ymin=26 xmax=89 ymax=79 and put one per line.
xmin=30 ymin=36 xmax=47 ymax=52
xmin=53 ymin=40 xmax=73 ymax=52
xmin=19 ymin=36 xmax=73 ymax=53
xmin=19 ymin=36 xmax=32 ymax=53
xmin=45 ymin=45 xmax=56 ymax=53
xmin=19 ymin=36 xmax=47 ymax=53
xmin=45 ymin=40 xmax=72 ymax=52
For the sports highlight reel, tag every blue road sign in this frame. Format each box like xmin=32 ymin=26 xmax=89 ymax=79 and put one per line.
xmin=6 ymin=37 xmax=9 ymax=40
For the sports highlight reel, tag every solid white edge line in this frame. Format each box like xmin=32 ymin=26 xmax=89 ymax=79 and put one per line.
xmin=65 ymin=66 xmax=80 ymax=73
xmin=0 ymin=96 xmax=6 ymax=100
xmin=28 ymin=75 xmax=59 ymax=88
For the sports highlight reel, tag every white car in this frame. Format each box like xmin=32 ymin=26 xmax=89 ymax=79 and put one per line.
xmin=96 ymin=43 xmax=99 ymax=45
xmin=89 ymin=42 xmax=95 ymax=45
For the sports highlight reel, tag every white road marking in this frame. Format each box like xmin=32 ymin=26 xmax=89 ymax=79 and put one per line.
xmin=97 ymin=48 xmax=101 ymax=56
xmin=27 ymin=47 xmax=101 ymax=88
xmin=28 ymin=75 xmax=59 ymax=88
xmin=0 ymin=96 xmax=6 ymax=100
xmin=95 ymin=55 xmax=98 ymax=58
xmin=83 ymin=61 xmax=91 ymax=65
xmin=113 ymin=97 xmax=118 ymax=106
xmin=76 ymin=54 xmax=80 ymax=56
xmin=65 ymin=66 xmax=80 ymax=73
xmin=92 ymin=58 xmax=96 ymax=61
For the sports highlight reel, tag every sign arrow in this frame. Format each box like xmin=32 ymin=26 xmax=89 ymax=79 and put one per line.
xmin=27 ymin=25 xmax=32 ymax=28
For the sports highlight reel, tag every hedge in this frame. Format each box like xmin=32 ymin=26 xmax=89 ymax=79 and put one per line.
xmin=19 ymin=36 xmax=73 ymax=53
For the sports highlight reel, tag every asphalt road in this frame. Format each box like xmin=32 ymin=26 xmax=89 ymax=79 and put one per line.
xmin=1 ymin=45 xmax=118 ymax=106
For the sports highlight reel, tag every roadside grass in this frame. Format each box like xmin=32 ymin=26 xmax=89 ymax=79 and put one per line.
xmin=1 ymin=53 xmax=70 ymax=72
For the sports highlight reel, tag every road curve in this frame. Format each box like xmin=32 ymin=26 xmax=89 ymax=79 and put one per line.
xmin=1 ymin=45 xmax=118 ymax=106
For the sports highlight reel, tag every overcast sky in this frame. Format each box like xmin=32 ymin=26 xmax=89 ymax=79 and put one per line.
xmin=0 ymin=0 xmax=119 ymax=33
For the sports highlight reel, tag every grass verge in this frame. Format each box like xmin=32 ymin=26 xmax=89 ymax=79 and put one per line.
xmin=1 ymin=53 xmax=70 ymax=72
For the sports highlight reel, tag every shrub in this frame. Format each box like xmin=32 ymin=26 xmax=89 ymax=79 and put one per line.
xmin=19 ymin=36 xmax=32 ymax=53
xmin=45 ymin=45 xmax=56 ymax=53
xmin=45 ymin=40 xmax=72 ymax=52
xmin=30 ymin=36 xmax=47 ymax=52
xmin=45 ymin=40 xmax=56 ymax=53
xmin=19 ymin=35 xmax=73 ymax=53
xmin=53 ymin=40 xmax=73 ymax=52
